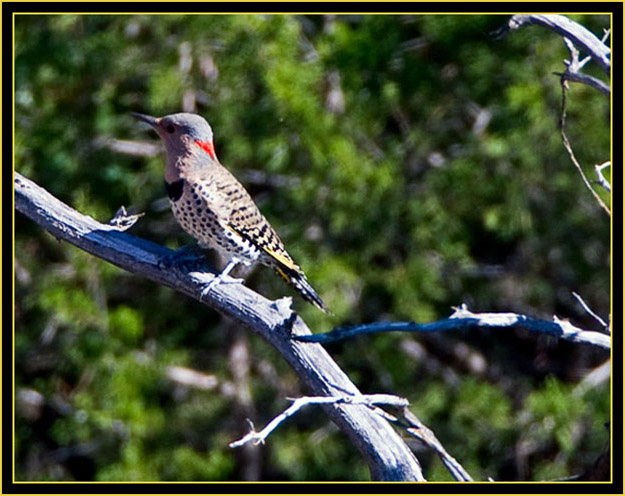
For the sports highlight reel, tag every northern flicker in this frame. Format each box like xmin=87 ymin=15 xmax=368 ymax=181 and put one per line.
xmin=131 ymin=112 xmax=328 ymax=312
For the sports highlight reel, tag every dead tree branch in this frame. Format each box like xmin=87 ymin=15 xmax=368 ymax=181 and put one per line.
xmin=554 ymin=69 xmax=610 ymax=97
xmin=230 ymin=393 xmax=474 ymax=481
xmin=572 ymin=291 xmax=610 ymax=331
xmin=594 ymin=161 xmax=611 ymax=193
xmin=379 ymin=405 xmax=474 ymax=482
xmin=559 ymin=75 xmax=611 ymax=216
xmin=229 ymin=394 xmax=409 ymax=447
xmin=296 ymin=304 xmax=611 ymax=350
xmin=496 ymin=14 xmax=611 ymax=215
xmin=14 ymin=172 xmax=424 ymax=482
xmin=494 ymin=14 xmax=610 ymax=77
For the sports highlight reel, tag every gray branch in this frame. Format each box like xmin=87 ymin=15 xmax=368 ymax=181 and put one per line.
xmin=572 ymin=291 xmax=609 ymax=331
xmin=296 ymin=304 xmax=611 ymax=350
xmin=495 ymin=14 xmax=610 ymax=76
xmin=379 ymin=405 xmax=474 ymax=482
xmin=229 ymin=393 xmax=474 ymax=482
xmin=554 ymin=69 xmax=610 ymax=97
xmin=14 ymin=172 xmax=424 ymax=482
xmin=229 ymin=394 xmax=410 ymax=448
xmin=594 ymin=161 xmax=611 ymax=194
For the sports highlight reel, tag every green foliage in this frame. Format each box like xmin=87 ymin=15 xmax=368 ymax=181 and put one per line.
xmin=15 ymin=14 xmax=610 ymax=481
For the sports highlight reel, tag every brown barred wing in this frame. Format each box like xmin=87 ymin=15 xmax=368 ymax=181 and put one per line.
xmin=227 ymin=221 xmax=328 ymax=312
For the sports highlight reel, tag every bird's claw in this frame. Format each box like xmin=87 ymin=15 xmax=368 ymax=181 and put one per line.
xmin=199 ymin=274 xmax=245 ymax=299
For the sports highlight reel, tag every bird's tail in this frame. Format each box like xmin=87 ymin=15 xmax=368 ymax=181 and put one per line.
xmin=274 ymin=264 xmax=329 ymax=313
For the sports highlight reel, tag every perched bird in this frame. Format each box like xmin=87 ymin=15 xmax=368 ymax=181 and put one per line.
xmin=131 ymin=112 xmax=327 ymax=312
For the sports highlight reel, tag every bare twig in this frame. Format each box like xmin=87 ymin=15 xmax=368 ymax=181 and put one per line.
xmin=295 ymin=304 xmax=611 ymax=350
xmin=563 ymin=37 xmax=582 ymax=72
xmin=495 ymin=15 xmax=610 ymax=96
xmin=497 ymin=14 xmax=611 ymax=215
xmin=572 ymin=291 xmax=610 ymax=332
xmin=14 ymin=172 xmax=424 ymax=481
xmin=556 ymin=36 xmax=610 ymax=97
xmin=229 ymin=394 xmax=409 ymax=448
xmin=230 ymin=393 xmax=474 ymax=481
xmin=379 ymin=406 xmax=474 ymax=481
xmin=107 ymin=205 xmax=145 ymax=231
xmin=556 ymin=30 xmax=611 ymax=215
xmin=554 ymin=70 xmax=610 ymax=97
xmin=494 ymin=14 xmax=610 ymax=76
xmin=559 ymin=77 xmax=611 ymax=217
xmin=594 ymin=161 xmax=611 ymax=193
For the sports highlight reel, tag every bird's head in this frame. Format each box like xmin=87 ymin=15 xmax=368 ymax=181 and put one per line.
xmin=131 ymin=112 xmax=217 ymax=160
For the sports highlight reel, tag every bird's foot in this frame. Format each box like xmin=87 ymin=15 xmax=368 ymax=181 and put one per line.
xmin=196 ymin=272 xmax=245 ymax=299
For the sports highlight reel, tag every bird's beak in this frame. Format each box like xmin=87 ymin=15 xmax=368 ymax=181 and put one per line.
xmin=130 ymin=112 xmax=160 ymax=129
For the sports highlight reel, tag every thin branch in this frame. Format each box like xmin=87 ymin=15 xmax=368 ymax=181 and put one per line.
xmin=594 ymin=161 xmax=611 ymax=193
xmin=379 ymin=406 xmax=474 ymax=482
xmin=575 ymin=28 xmax=611 ymax=71
xmin=572 ymin=291 xmax=610 ymax=332
xmin=554 ymin=70 xmax=610 ymax=97
xmin=494 ymin=14 xmax=610 ymax=76
xmin=230 ymin=393 xmax=474 ymax=481
xmin=563 ymin=36 xmax=582 ymax=72
xmin=495 ymin=15 xmax=610 ymax=96
xmin=14 ymin=172 xmax=424 ymax=482
xmin=556 ymin=36 xmax=610 ymax=97
xmin=558 ymin=76 xmax=611 ymax=217
xmin=496 ymin=14 xmax=611 ymax=214
xmin=107 ymin=205 xmax=145 ymax=231
xmin=295 ymin=304 xmax=611 ymax=350
xmin=229 ymin=394 xmax=409 ymax=448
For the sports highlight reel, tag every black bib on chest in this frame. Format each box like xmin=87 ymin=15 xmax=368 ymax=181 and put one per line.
xmin=165 ymin=180 xmax=184 ymax=202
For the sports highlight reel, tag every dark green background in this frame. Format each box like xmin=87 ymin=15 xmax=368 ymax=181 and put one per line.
xmin=14 ymin=14 xmax=611 ymax=481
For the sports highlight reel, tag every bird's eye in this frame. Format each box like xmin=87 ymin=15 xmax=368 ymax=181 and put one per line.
xmin=165 ymin=124 xmax=175 ymax=134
